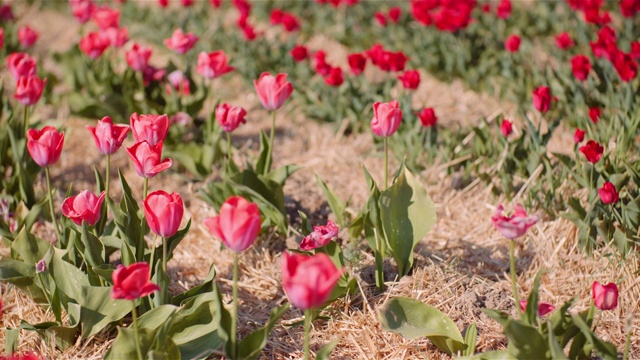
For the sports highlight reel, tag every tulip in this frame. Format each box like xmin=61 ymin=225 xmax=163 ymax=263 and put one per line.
xmin=324 ymin=67 xmax=344 ymax=87
xmin=491 ymin=204 xmax=538 ymax=240
xmin=125 ymin=43 xmax=151 ymax=72
xmin=17 ymin=26 xmax=38 ymax=48
xmin=216 ymin=103 xmax=247 ymax=133
xmin=130 ymin=113 xmax=169 ymax=146
xmin=500 ymin=119 xmax=513 ymax=137
xmin=87 ymin=116 xmax=130 ymax=155
xmin=0 ymin=28 xmax=3 ymax=49
xmin=126 ymin=141 xmax=172 ymax=179
xmin=164 ymin=29 xmax=199 ymax=54
xmin=613 ymin=51 xmax=638 ymax=82
xmin=79 ymin=31 xmax=110 ymax=59
xmin=203 ymin=196 xmax=261 ymax=253
xmin=374 ymin=11 xmax=387 ymax=26
xmin=504 ymin=34 xmax=521 ymax=52
xmin=102 ymin=27 xmax=128 ymax=48
xmin=416 ymin=108 xmax=437 ymax=127
xmin=290 ymin=45 xmax=308 ymax=62
xmin=61 ymin=190 xmax=106 ymax=226
xmin=6 ymin=52 xmax=37 ymax=81
xmin=398 ymin=70 xmax=420 ymax=90
xmin=166 ymin=70 xmax=191 ymax=96
xmin=580 ymin=140 xmax=604 ymax=163
xmin=14 ymin=75 xmax=46 ymax=106
xmin=27 ymin=126 xmax=64 ymax=168
xmin=71 ymin=0 xmax=96 ymax=24
xmin=92 ymin=6 xmax=119 ymax=30
xmin=532 ymin=86 xmax=552 ymax=113
xmin=370 ymin=100 xmax=402 ymax=137
xmin=519 ymin=300 xmax=555 ymax=316
xmin=253 ymin=72 xmax=293 ymax=111
xmin=574 ymin=128 xmax=585 ymax=143
xmin=299 ymin=220 xmax=339 ymax=251
xmin=589 ymin=107 xmax=601 ymax=123
xmin=387 ymin=51 xmax=407 ymax=72
xmin=555 ymin=32 xmax=574 ymax=49
xmin=571 ymin=55 xmax=591 ymax=81
xmin=592 ymin=281 xmax=618 ymax=310
xmin=280 ymin=13 xmax=300 ymax=32
xmin=144 ymin=190 xmax=184 ymax=238
xmin=281 ymin=252 xmax=343 ymax=310
xmin=348 ymin=53 xmax=367 ymax=75
xmin=196 ymin=51 xmax=234 ymax=79
xmin=389 ymin=7 xmax=401 ymax=22
xmin=313 ymin=51 xmax=331 ymax=76
xmin=598 ymin=182 xmax=619 ymax=204
xmin=111 ymin=261 xmax=160 ymax=299
xmin=496 ymin=0 xmax=512 ymax=18
xmin=270 ymin=9 xmax=283 ymax=24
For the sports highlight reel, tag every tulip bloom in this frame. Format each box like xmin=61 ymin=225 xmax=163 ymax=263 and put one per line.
xmin=87 ymin=116 xmax=130 ymax=155
xmin=324 ymin=67 xmax=344 ymax=87
xmin=130 ymin=113 xmax=169 ymax=146
xmin=216 ymin=103 xmax=247 ymax=133
xmin=588 ymin=107 xmax=601 ymax=123
xmin=500 ymin=119 xmax=513 ymax=137
xmin=126 ymin=141 xmax=172 ymax=178
xmin=27 ymin=126 xmax=64 ymax=168
xmin=92 ymin=6 xmax=120 ymax=30
xmin=491 ymin=204 xmax=538 ymax=239
xmin=102 ymin=27 xmax=128 ymax=48
xmin=17 ymin=26 xmax=38 ymax=48
xmin=281 ymin=252 xmax=343 ymax=310
xmin=14 ymin=75 xmax=46 ymax=106
xmin=574 ymin=128 xmax=585 ymax=143
xmin=61 ymin=190 xmax=106 ymax=226
xmin=398 ymin=70 xmax=420 ymax=89
xmin=164 ymin=29 xmax=199 ymax=54
xmin=290 ymin=45 xmax=308 ymax=62
xmin=555 ymin=32 xmax=574 ymax=49
xmin=71 ymin=0 xmax=96 ymax=24
xmin=571 ymin=55 xmax=591 ymax=81
xmin=348 ymin=53 xmax=367 ymax=75
xmin=79 ymin=31 xmax=110 ymax=59
xmin=580 ymin=140 xmax=604 ymax=163
xmin=111 ymin=262 xmax=160 ymax=300
xmin=416 ymin=108 xmax=437 ymax=127
xmin=253 ymin=72 xmax=293 ymax=111
xmin=313 ymin=51 xmax=331 ymax=76
xmin=203 ymin=196 xmax=261 ymax=253
xmin=532 ymin=86 xmax=552 ymax=113
xmin=6 ymin=52 xmax=37 ymax=81
xmin=504 ymin=34 xmax=521 ymax=52
xmin=125 ymin=43 xmax=151 ymax=72
xmin=519 ymin=300 xmax=555 ymax=316
xmin=496 ymin=0 xmax=512 ymax=18
xmin=370 ymin=100 xmax=402 ymax=137
xmin=166 ymin=70 xmax=190 ymax=96
xmin=389 ymin=7 xmax=401 ymax=22
xmin=592 ymin=281 xmax=618 ymax=310
xmin=196 ymin=51 xmax=234 ymax=79
xmin=299 ymin=220 xmax=339 ymax=251
xmin=143 ymin=190 xmax=184 ymax=238
xmin=598 ymin=182 xmax=619 ymax=204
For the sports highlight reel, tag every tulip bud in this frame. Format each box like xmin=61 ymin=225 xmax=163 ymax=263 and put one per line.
xmin=370 ymin=100 xmax=402 ymax=137
xmin=592 ymin=281 xmax=618 ymax=310
xmin=253 ymin=72 xmax=293 ymax=111
xmin=203 ymin=196 xmax=261 ymax=253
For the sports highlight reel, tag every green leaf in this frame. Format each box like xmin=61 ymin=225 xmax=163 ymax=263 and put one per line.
xmin=378 ymin=297 xmax=466 ymax=355
xmin=11 ymin=227 xmax=51 ymax=265
xmin=316 ymin=339 xmax=339 ymax=360
xmin=80 ymin=221 xmax=106 ymax=268
xmin=78 ymin=286 xmax=132 ymax=339
xmin=255 ymin=130 xmax=270 ymax=175
xmin=19 ymin=320 xmax=78 ymax=350
xmin=571 ymin=314 xmax=618 ymax=360
xmin=547 ymin=322 xmax=568 ymax=360
xmin=105 ymin=327 xmax=156 ymax=360
xmin=316 ymin=175 xmax=346 ymax=227
xmin=50 ymin=248 xmax=90 ymax=307
xmin=379 ymin=168 xmax=437 ymax=276
xmin=237 ymin=303 xmax=290 ymax=360
xmin=171 ymin=263 xmax=216 ymax=305
xmin=5 ymin=328 xmax=19 ymax=355
xmin=481 ymin=309 xmax=549 ymax=359
xmin=523 ymin=270 xmax=544 ymax=326
xmin=268 ymin=164 xmax=302 ymax=186
xmin=463 ymin=322 xmax=477 ymax=356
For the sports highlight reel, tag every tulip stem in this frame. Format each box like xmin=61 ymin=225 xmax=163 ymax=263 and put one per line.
xmin=131 ymin=300 xmax=144 ymax=360
xmin=143 ymin=178 xmax=149 ymax=200
xmin=230 ymin=252 xmax=239 ymax=359
xmin=265 ymin=110 xmax=276 ymax=175
xmin=623 ymin=317 xmax=632 ymax=360
xmin=105 ymin=154 xmax=111 ymax=198
xmin=226 ymin=132 xmax=232 ymax=174
xmin=383 ymin=137 xmax=389 ymax=189
xmin=303 ymin=309 xmax=312 ymax=360
xmin=45 ymin=168 xmax=61 ymax=245
xmin=509 ymin=240 xmax=521 ymax=316
xmin=23 ymin=106 xmax=30 ymax=139
xmin=162 ymin=236 xmax=168 ymax=304
xmin=149 ymin=235 xmax=158 ymax=277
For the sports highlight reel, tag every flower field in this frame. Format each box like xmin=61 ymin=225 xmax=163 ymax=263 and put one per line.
xmin=1 ymin=0 xmax=640 ymax=359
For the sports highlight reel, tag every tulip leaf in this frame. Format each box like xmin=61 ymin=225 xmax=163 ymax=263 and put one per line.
xmin=80 ymin=221 xmax=106 ymax=268
xmin=171 ymin=263 xmax=216 ymax=306
xmin=105 ymin=327 xmax=159 ymax=360
xmin=236 ymin=302 xmax=290 ymax=360
xmin=19 ymin=320 xmax=78 ymax=350
xmin=268 ymin=164 xmax=302 ymax=187
xmin=316 ymin=175 xmax=347 ymax=227
xmin=255 ymin=130 xmax=271 ymax=176
xmin=50 ymin=248 xmax=90 ymax=307
xmin=316 ymin=339 xmax=339 ymax=360
xmin=5 ymin=328 xmax=19 ymax=355
xmin=11 ymin=227 xmax=51 ymax=265
xmin=77 ymin=286 xmax=132 ymax=339
xmin=378 ymin=297 xmax=466 ymax=355
xmin=481 ymin=309 xmax=548 ymax=359
xmin=379 ymin=167 xmax=436 ymax=276
xmin=571 ymin=314 xmax=618 ymax=359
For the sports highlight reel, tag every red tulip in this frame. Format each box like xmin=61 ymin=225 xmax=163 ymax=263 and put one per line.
xmin=579 ymin=140 xmax=604 ymax=163
xmin=143 ymin=190 xmax=184 ymax=238
xmin=416 ymin=108 xmax=437 ymax=127
xmin=589 ymin=107 xmax=601 ymax=124
xmin=496 ymin=0 xmax=512 ymax=19
xmin=280 ymin=13 xmax=300 ymax=32
xmin=620 ymin=0 xmax=640 ymax=17
xmin=598 ymin=182 xmax=619 ymax=204
xmin=79 ymin=31 xmax=110 ymax=59
xmin=126 ymin=141 xmax=172 ymax=178
xmin=571 ymin=55 xmax=591 ymax=81
xmin=324 ymin=67 xmax=344 ymax=87
xmin=270 ymin=9 xmax=283 ymax=24
xmin=504 ymin=34 xmax=521 ymax=52
xmin=387 ymin=51 xmax=407 ymax=72
xmin=130 ymin=113 xmax=169 ymax=146
xmin=370 ymin=100 xmax=402 ymax=137
xmin=574 ymin=128 xmax=585 ymax=143
xmin=164 ymin=29 xmax=199 ymax=54
xmin=398 ymin=69 xmax=420 ymax=89
xmin=216 ymin=103 xmax=247 ymax=132
xmin=389 ymin=7 xmax=401 ymax=22
xmin=17 ymin=26 xmax=38 ymax=48
xmin=196 ymin=51 xmax=234 ymax=79
xmin=631 ymin=41 xmax=640 ymax=59
xmin=125 ymin=43 xmax=151 ymax=72
xmin=348 ymin=53 xmax=367 ymax=75
xmin=491 ymin=204 xmax=538 ymax=239
xmin=92 ymin=6 xmax=119 ymax=30
xmin=203 ymin=196 xmax=261 ymax=253
xmin=519 ymin=300 xmax=555 ymax=316
xmin=6 ymin=52 xmax=37 ymax=81
xmin=500 ymin=119 xmax=513 ymax=137
xmin=592 ymin=281 xmax=618 ymax=310
xmin=240 ymin=23 xmax=258 ymax=41
xmin=532 ymin=86 xmax=552 ymax=113
xmin=374 ymin=11 xmax=387 ymax=26
xmin=87 ymin=116 xmax=130 ymax=155
xmin=1 ymin=353 xmax=43 ymax=360
xmin=313 ymin=50 xmax=331 ymax=76
xmin=299 ymin=220 xmax=339 ymax=251
xmin=158 ymin=0 xmax=168 ymax=7
xmin=27 ymin=126 xmax=64 ymax=168
xmin=0 ymin=4 xmax=14 ymax=22
xmin=290 ymin=45 xmax=308 ymax=62
xmin=62 ymin=190 xmax=106 ymax=226
xmin=14 ymin=75 xmax=46 ymax=106
xmin=613 ymin=51 xmax=638 ymax=82
xmin=281 ymin=252 xmax=343 ymax=310
xmin=181 ymin=0 xmax=194 ymax=6
xmin=111 ymin=262 xmax=160 ymax=300
xmin=555 ymin=32 xmax=574 ymax=49
xmin=0 ymin=28 xmax=4 ymax=49
xmin=71 ymin=0 xmax=96 ymax=23
xmin=253 ymin=72 xmax=293 ymax=111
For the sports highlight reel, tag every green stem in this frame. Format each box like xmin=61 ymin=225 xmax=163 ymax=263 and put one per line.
xmin=105 ymin=154 xmax=111 ymax=198
xmin=265 ymin=110 xmax=276 ymax=174
xmin=23 ymin=106 xmax=30 ymax=140
xmin=143 ymin=177 xmax=149 ymax=200
xmin=383 ymin=137 xmax=389 ymax=189
xmin=131 ymin=300 xmax=144 ymax=360
xmin=226 ymin=131 xmax=232 ymax=174
xmin=509 ymin=240 xmax=521 ymax=316
xmin=45 ymin=168 xmax=61 ymax=244
xmin=162 ymin=236 xmax=168 ymax=305
xmin=162 ymin=236 xmax=167 ymax=275
xmin=148 ymin=235 xmax=157 ymax=277
xmin=304 ymin=309 xmax=312 ymax=360
xmin=231 ymin=252 xmax=239 ymax=359
xmin=623 ymin=316 xmax=632 ymax=360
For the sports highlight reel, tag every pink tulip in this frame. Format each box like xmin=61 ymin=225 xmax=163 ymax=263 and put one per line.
xmin=71 ymin=0 xmax=96 ymax=24
xmin=196 ymin=51 xmax=234 ymax=79
xmin=253 ymin=72 xmax=293 ymax=111
xmin=143 ymin=190 xmax=184 ymax=238
xmin=532 ymin=86 xmax=552 ymax=113
xmin=111 ymin=262 xmax=160 ymax=300
xmin=216 ymin=103 xmax=247 ymax=133
xmin=79 ymin=31 xmax=110 ymax=59
xmin=166 ymin=70 xmax=191 ymax=96
xmin=6 ymin=53 xmax=37 ymax=81
xmin=125 ymin=141 xmax=172 ymax=178
xmin=500 ymin=119 xmax=513 ymax=137
xmin=126 ymin=43 xmax=152 ymax=72
xmin=164 ymin=29 xmax=199 ymax=54
xmin=203 ymin=196 xmax=261 ymax=253
xmin=27 ymin=126 xmax=64 ymax=168
xmin=370 ymin=100 xmax=402 ymax=137
xmin=519 ymin=300 xmax=555 ymax=316
xmin=92 ymin=6 xmax=119 ymax=30
xmin=299 ymin=220 xmax=339 ymax=251
xmin=598 ymin=182 xmax=619 ymax=204
xmin=281 ymin=252 xmax=343 ymax=310
xmin=491 ymin=204 xmax=538 ymax=239
xmin=130 ymin=113 xmax=169 ymax=146
xmin=102 ymin=27 xmax=128 ymax=48
xmin=17 ymin=26 xmax=38 ymax=48
xmin=14 ymin=75 xmax=46 ymax=106
xmin=61 ymin=190 xmax=106 ymax=226
xmin=416 ymin=108 xmax=437 ymax=127
xmin=592 ymin=281 xmax=618 ymax=310
xmin=86 ymin=116 xmax=130 ymax=155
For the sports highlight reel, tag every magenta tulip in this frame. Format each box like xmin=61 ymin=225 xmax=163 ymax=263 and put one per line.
xmin=370 ymin=100 xmax=402 ymax=137
xmin=143 ymin=190 xmax=184 ymax=238
xmin=196 ymin=51 xmax=234 ymax=79
xmin=14 ymin=75 xmax=46 ymax=106
xmin=203 ymin=196 xmax=261 ymax=253
xmin=281 ymin=252 xmax=343 ymax=310
xmin=111 ymin=262 xmax=160 ymax=300
xmin=299 ymin=220 xmax=339 ymax=251
xmin=491 ymin=204 xmax=538 ymax=239
xmin=130 ymin=113 xmax=169 ymax=146
xmin=27 ymin=126 xmax=64 ymax=168
xmin=87 ymin=116 xmax=130 ymax=155
xmin=164 ymin=29 xmax=199 ymax=54
xmin=253 ymin=72 xmax=293 ymax=111
xmin=61 ymin=190 xmax=106 ymax=226
xmin=125 ymin=43 xmax=152 ymax=72
xmin=216 ymin=103 xmax=247 ymax=132
xmin=125 ymin=141 xmax=172 ymax=178
xmin=6 ymin=52 xmax=36 ymax=81
xmin=592 ymin=281 xmax=618 ymax=310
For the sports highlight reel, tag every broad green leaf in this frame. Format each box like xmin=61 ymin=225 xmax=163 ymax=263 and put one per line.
xmin=50 ymin=248 xmax=90 ymax=307
xmin=171 ymin=263 xmax=216 ymax=305
xmin=481 ymin=309 xmax=549 ymax=359
xmin=317 ymin=339 xmax=339 ymax=360
xmin=81 ymin=221 xmax=106 ymax=268
xmin=523 ymin=270 xmax=544 ymax=326
xmin=379 ymin=168 xmax=437 ymax=276
xmin=11 ymin=227 xmax=51 ymax=265
xmin=457 ymin=350 xmax=514 ymax=360
xmin=78 ymin=286 xmax=132 ymax=338
xmin=5 ymin=328 xmax=19 ymax=355
xmin=105 ymin=327 xmax=156 ymax=360
xmin=547 ymin=322 xmax=568 ymax=360
xmin=378 ymin=297 xmax=465 ymax=355
xmin=237 ymin=303 xmax=290 ymax=360
xmin=19 ymin=320 xmax=78 ymax=350
xmin=571 ymin=314 xmax=618 ymax=360
xmin=268 ymin=164 xmax=302 ymax=186
xmin=316 ymin=175 xmax=346 ymax=227
xmin=255 ymin=130 xmax=270 ymax=175
xmin=462 ymin=322 xmax=477 ymax=356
